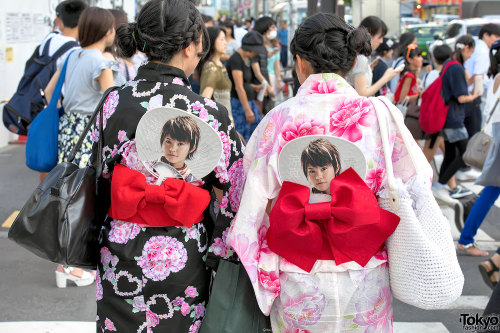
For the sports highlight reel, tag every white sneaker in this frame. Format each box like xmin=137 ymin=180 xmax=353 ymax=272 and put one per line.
xmin=456 ymin=169 xmax=482 ymax=181
xmin=433 ymin=185 xmax=454 ymax=204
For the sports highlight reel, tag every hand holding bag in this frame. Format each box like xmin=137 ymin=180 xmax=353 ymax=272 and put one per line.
xmin=25 ymin=50 xmax=74 ymax=172
xmin=8 ymin=86 xmax=118 ymax=269
xmin=369 ymin=96 xmax=464 ymax=310
xmin=463 ymin=98 xmax=499 ymax=170
xmin=403 ymin=96 xmax=425 ymax=140
xmin=199 ymin=259 xmax=272 ymax=333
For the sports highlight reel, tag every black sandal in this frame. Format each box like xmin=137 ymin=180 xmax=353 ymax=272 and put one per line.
xmin=478 ymin=259 xmax=499 ymax=290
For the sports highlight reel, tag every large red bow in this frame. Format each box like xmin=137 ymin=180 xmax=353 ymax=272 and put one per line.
xmin=108 ymin=164 xmax=210 ymax=227
xmin=267 ymin=167 xmax=399 ymax=272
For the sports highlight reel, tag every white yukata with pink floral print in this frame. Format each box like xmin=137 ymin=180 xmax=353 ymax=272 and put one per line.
xmin=227 ymin=73 xmax=433 ymax=333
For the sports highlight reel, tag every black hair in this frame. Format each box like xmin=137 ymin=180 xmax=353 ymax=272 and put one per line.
xmin=375 ymin=38 xmax=395 ymax=57
xmin=222 ymin=21 xmax=235 ymax=39
xmin=116 ymin=0 xmax=209 ymax=63
xmin=453 ymin=35 xmax=475 ymax=65
xmin=253 ymin=16 xmax=276 ymax=35
xmin=395 ymin=32 xmax=416 ymax=58
xmin=301 ymin=138 xmax=341 ymax=193
xmin=105 ymin=9 xmax=129 ymax=56
xmin=78 ymin=7 xmax=115 ymax=48
xmin=359 ymin=16 xmax=387 ymax=38
xmin=197 ymin=26 xmax=225 ymax=81
xmin=160 ymin=116 xmax=200 ymax=160
xmin=55 ymin=0 xmax=87 ymax=29
xmin=201 ymin=14 xmax=214 ymax=24
xmin=479 ymin=23 xmax=500 ymax=40
xmin=432 ymin=44 xmax=452 ymax=65
xmin=401 ymin=44 xmax=423 ymax=76
xmin=290 ymin=12 xmax=371 ymax=76
xmin=488 ymin=41 xmax=500 ymax=78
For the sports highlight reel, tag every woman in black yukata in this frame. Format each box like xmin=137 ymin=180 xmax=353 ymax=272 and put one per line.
xmin=92 ymin=0 xmax=245 ymax=331
xmin=159 ymin=116 xmax=200 ymax=183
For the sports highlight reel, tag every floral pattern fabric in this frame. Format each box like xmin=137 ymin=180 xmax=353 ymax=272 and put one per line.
xmin=58 ymin=112 xmax=93 ymax=168
xmin=91 ymin=62 xmax=245 ymax=332
xmin=227 ymin=73 xmax=433 ymax=332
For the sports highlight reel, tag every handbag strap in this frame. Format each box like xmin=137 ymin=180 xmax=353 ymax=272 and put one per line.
xmin=482 ymin=98 xmax=500 ymax=131
xmin=67 ymin=86 xmax=119 ymax=177
xmin=368 ymin=96 xmax=423 ymax=211
xmin=48 ymin=49 xmax=75 ymax=109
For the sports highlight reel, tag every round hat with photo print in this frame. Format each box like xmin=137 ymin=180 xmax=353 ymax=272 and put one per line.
xmin=278 ymin=135 xmax=367 ymax=188
xmin=135 ymin=107 xmax=223 ymax=180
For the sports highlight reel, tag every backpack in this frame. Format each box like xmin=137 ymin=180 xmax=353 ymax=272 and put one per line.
xmin=3 ymin=36 xmax=78 ymax=136
xmin=419 ymin=60 xmax=460 ymax=134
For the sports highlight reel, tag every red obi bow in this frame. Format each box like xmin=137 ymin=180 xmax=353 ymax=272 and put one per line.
xmin=108 ymin=164 xmax=210 ymax=227
xmin=267 ymin=167 xmax=399 ymax=272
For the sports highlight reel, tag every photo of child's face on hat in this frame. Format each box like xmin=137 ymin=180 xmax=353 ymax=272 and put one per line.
xmin=278 ymin=135 xmax=367 ymax=194
xmin=135 ymin=107 xmax=223 ymax=183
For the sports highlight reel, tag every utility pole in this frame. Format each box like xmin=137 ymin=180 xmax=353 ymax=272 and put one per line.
xmin=307 ymin=0 xmax=317 ymax=17
xmin=320 ymin=0 xmax=336 ymax=14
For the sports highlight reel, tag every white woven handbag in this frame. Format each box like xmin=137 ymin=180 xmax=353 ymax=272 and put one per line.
xmin=369 ymin=96 xmax=464 ymax=310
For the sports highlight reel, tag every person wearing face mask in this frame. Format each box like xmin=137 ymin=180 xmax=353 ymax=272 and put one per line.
xmin=90 ymin=0 xmax=245 ymax=330
xmin=251 ymin=16 xmax=277 ymax=114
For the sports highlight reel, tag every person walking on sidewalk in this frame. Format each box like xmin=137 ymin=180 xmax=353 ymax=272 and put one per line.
xmin=457 ymin=40 xmax=500 ymax=256
xmin=44 ymin=7 xmax=119 ymax=288
xmin=433 ymin=35 xmax=481 ymax=200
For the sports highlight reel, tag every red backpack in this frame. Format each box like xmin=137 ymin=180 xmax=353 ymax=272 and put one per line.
xmin=419 ymin=60 xmax=460 ymax=134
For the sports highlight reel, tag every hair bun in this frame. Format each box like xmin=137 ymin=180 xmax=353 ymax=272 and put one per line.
xmin=347 ymin=27 xmax=372 ymax=57
xmin=117 ymin=22 xmax=138 ymax=58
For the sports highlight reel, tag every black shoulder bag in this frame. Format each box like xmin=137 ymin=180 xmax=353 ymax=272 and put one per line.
xmin=8 ymin=86 xmax=118 ymax=269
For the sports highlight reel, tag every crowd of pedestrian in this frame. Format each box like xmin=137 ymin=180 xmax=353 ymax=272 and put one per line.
xmin=7 ymin=0 xmax=500 ymax=331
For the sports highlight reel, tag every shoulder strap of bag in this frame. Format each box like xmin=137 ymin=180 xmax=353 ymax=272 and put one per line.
xmin=48 ymin=49 xmax=76 ymax=109
xmin=51 ymin=40 xmax=79 ymax=61
xmin=440 ymin=60 xmax=460 ymax=77
xmin=368 ymin=96 xmax=423 ymax=211
xmin=67 ymin=86 xmax=119 ymax=176
xmin=41 ymin=37 xmax=52 ymax=57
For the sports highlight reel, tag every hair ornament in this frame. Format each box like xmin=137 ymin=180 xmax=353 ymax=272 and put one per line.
xmin=456 ymin=42 xmax=465 ymax=50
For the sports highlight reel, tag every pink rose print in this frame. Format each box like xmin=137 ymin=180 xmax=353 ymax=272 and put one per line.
xmin=100 ymin=90 xmax=119 ymax=130
xmin=100 ymin=247 xmax=113 ymax=266
xmin=227 ymin=158 xmax=244 ymax=210
xmin=189 ymin=320 xmax=202 ymax=333
xmin=133 ymin=296 xmax=147 ymax=311
xmin=211 ymin=238 xmax=228 ymax=257
xmin=194 ymin=303 xmax=205 ymax=319
xmin=219 ymin=131 xmax=231 ymax=168
xmin=96 ymin=271 xmax=103 ymax=301
xmin=365 ymin=167 xmax=386 ymax=193
xmin=374 ymin=250 xmax=388 ymax=261
xmin=204 ymin=98 xmax=217 ymax=109
xmin=117 ymin=130 xmax=127 ymax=143
xmin=353 ymin=286 xmax=393 ymax=332
xmin=329 ymin=96 xmax=376 ymax=142
xmin=173 ymin=77 xmax=184 ymax=86
xmin=280 ymin=115 xmax=327 ymax=151
xmin=108 ymin=220 xmax=142 ymax=244
xmin=104 ymin=268 xmax=115 ymax=282
xmin=186 ymin=227 xmax=199 ymax=240
xmin=199 ymin=107 xmax=209 ymax=121
xmin=146 ymin=310 xmax=159 ymax=328
xmin=147 ymin=94 xmax=164 ymax=111
xmin=136 ymin=236 xmax=188 ymax=281
xmin=258 ymin=270 xmax=280 ymax=297
xmin=92 ymin=128 xmax=99 ymax=143
xmin=220 ymin=195 xmax=229 ymax=209
xmin=305 ymin=78 xmax=338 ymax=95
xmin=192 ymin=101 xmax=203 ymax=111
xmin=283 ymin=293 xmax=326 ymax=328
xmin=185 ymin=286 xmax=198 ymax=298
xmin=284 ymin=328 xmax=312 ymax=333
xmin=104 ymin=318 xmax=116 ymax=331
xmin=181 ymin=302 xmax=191 ymax=316
xmin=256 ymin=111 xmax=287 ymax=159
xmin=173 ymin=296 xmax=185 ymax=306
xmin=230 ymin=234 xmax=259 ymax=283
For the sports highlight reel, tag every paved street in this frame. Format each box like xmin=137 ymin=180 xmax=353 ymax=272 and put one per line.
xmin=0 ymin=144 xmax=499 ymax=332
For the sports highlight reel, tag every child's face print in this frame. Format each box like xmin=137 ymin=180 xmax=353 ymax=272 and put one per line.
xmin=307 ymin=163 xmax=336 ymax=194
xmin=162 ymin=134 xmax=194 ymax=168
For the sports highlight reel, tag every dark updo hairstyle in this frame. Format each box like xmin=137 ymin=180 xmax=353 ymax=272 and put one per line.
xmin=116 ymin=0 xmax=209 ymax=64
xmin=488 ymin=40 xmax=500 ymax=78
xmin=395 ymin=32 xmax=416 ymax=58
xmin=160 ymin=116 xmax=200 ymax=160
xmin=78 ymin=7 xmax=115 ymax=48
xmin=359 ymin=16 xmax=388 ymax=38
xmin=290 ymin=13 xmax=371 ymax=76
xmin=453 ymin=34 xmax=475 ymax=65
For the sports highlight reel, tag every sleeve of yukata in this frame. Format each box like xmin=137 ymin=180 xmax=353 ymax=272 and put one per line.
xmin=226 ymin=111 xmax=284 ymax=316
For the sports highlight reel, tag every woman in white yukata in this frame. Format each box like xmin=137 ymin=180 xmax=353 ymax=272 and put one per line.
xmin=227 ymin=13 xmax=434 ymax=332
